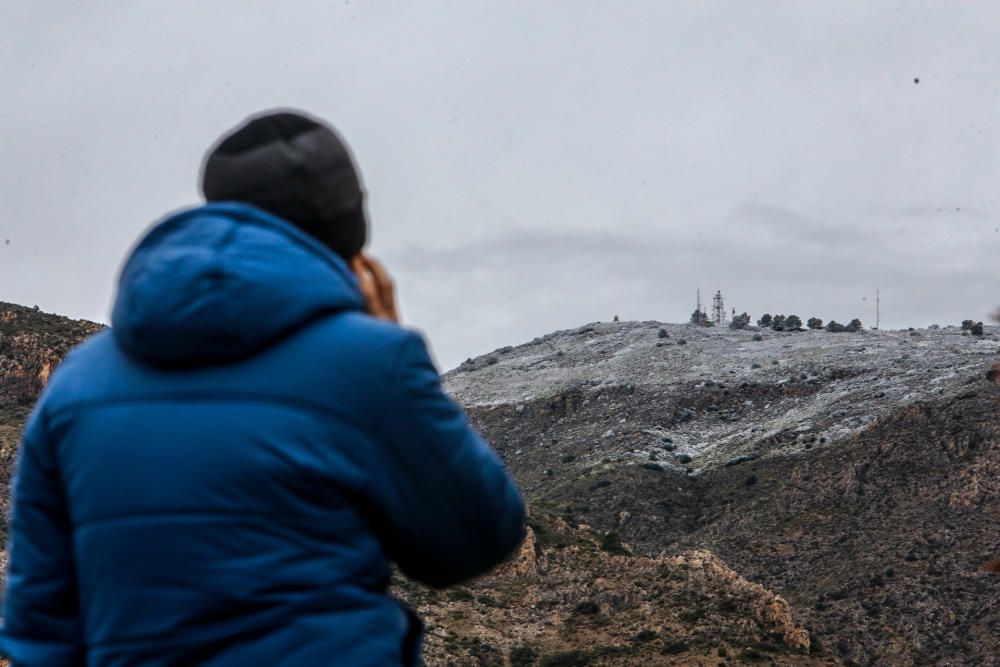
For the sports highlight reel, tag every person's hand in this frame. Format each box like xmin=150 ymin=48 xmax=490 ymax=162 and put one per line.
xmin=350 ymin=254 xmax=400 ymax=323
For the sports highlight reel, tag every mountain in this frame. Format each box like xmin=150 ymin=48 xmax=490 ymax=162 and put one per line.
xmin=0 ymin=303 xmax=104 ymax=525
xmin=1 ymin=305 xmax=996 ymax=665
xmin=437 ymin=320 xmax=1000 ymax=666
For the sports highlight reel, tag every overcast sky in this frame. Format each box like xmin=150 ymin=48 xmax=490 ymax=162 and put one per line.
xmin=2 ymin=2 xmax=998 ymax=370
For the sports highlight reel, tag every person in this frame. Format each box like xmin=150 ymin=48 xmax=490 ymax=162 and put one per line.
xmin=1 ymin=110 xmax=526 ymax=666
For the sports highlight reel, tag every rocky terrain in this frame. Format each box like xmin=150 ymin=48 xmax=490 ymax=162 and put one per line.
xmin=1 ymin=304 xmax=997 ymax=666
xmin=444 ymin=320 xmax=1000 ymax=666
xmin=0 ymin=302 xmax=103 ymax=520
xmin=394 ymin=512 xmax=827 ymax=666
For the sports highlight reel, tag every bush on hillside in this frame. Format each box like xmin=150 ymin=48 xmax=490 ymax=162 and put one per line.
xmin=729 ymin=312 xmax=751 ymax=330
xmin=690 ymin=309 xmax=711 ymax=326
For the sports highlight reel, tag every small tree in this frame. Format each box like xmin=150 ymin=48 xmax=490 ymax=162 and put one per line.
xmin=807 ymin=317 xmax=823 ymax=330
xmin=758 ymin=314 xmax=773 ymax=328
xmin=785 ymin=315 xmax=803 ymax=330
xmin=729 ymin=312 xmax=751 ymax=330
xmin=962 ymin=319 xmax=976 ymax=331
xmin=771 ymin=314 xmax=787 ymax=331
xmin=971 ymin=321 xmax=984 ymax=336
xmin=846 ymin=318 xmax=863 ymax=332
xmin=690 ymin=309 xmax=710 ymax=326
xmin=826 ymin=320 xmax=846 ymax=333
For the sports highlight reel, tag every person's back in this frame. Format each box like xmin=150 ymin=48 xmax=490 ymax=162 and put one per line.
xmin=1 ymin=112 xmax=525 ymax=666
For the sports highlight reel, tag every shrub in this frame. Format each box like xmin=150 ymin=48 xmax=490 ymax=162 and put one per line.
xmin=573 ymin=600 xmax=600 ymax=616
xmin=737 ymin=648 xmax=766 ymax=662
xmin=971 ymin=321 xmax=984 ymax=336
xmin=729 ymin=312 xmax=751 ymax=330
xmin=510 ymin=645 xmax=539 ymax=667
xmin=785 ymin=315 xmax=803 ymax=330
xmin=658 ymin=328 xmax=668 ymax=338
xmin=757 ymin=314 xmax=772 ymax=327
xmin=679 ymin=607 xmax=706 ymax=622
xmin=962 ymin=319 xmax=976 ymax=330
xmin=826 ymin=320 xmax=846 ymax=333
xmin=807 ymin=317 xmax=823 ymax=329
xmin=690 ymin=309 xmax=710 ymax=326
xmin=634 ymin=629 xmax=658 ymax=642
xmin=560 ymin=454 xmax=576 ymax=463
xmin=660 ymin=640 xmax=689 ymax=655
xmin=601 ymin=532 xmax=630 ymax=555
xmin=539 ymin=651 xmax=591 ymax=667
xmin=846 ymin=318 xmax=863 ymax=332
xmin=808 ymin=631 xmax=825 ymax=655
xmin=447 ymin=588 xmax=475 ymax=602
xmin=771 ymin=314 xmax=787 ymax=331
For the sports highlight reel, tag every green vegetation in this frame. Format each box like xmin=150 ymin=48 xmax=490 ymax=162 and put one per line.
xmin=446 ymin=587 xmax=474 ymax=602
xmin=510 ymin=645 xmax=539 ymax=666
xmin=600 ymin=532 xmax=630 ymax=556
xmin=660 ymin=640 xmax=689 ymax=655
xmin=572 ymin=600 xmax=600 ymax=616
xmin=539 ymin=650 xmax=592 ymax=667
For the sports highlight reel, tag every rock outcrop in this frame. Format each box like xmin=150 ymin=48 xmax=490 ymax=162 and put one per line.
xmin=393 ymin=515 xmax=827 ymax=666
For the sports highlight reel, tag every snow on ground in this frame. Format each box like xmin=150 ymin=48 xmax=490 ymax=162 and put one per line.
xmin=445 ymin=321 xmax=998 ymax=471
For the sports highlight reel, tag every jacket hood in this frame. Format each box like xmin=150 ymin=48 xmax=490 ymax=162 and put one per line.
xmin=112 ymin=202 xmax=365 ymax=367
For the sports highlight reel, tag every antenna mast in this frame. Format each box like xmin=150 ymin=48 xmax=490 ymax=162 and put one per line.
xmin=876 ymin=289 xmax=880 ymax=330
xmin=712 ymin=290 xmax=726 ymax=326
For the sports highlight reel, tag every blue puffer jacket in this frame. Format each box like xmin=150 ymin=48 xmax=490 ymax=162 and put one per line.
xmin=1 ymin=202 xmax=525 ymax=666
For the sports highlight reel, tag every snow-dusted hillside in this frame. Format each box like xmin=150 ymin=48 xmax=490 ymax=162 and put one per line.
xmin=445 ymin=321 xmax=998 ymax=472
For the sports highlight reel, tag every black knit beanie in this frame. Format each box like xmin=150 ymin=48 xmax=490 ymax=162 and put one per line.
xmin=200 ymin=110 xmax=368 ymax=259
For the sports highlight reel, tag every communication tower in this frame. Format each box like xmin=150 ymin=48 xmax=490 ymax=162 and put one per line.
xmin=875 ymin=289 xmax=880 ymax=330
xmin=712 ymin=290 xmax=726 ymax=326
